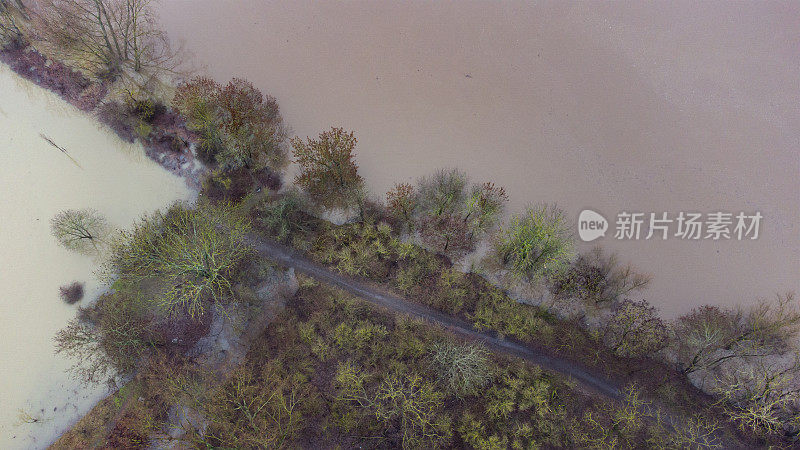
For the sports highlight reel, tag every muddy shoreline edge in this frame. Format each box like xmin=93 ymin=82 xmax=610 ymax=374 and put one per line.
xmin=0 ymin=44 xmax=205 ymax=190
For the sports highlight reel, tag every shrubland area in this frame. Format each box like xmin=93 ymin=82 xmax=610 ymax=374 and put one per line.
xmin=2 ymin=1 xmax=799 ymax=448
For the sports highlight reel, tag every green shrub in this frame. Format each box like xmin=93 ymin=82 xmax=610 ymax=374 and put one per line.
xmin=312 ymin=221 xmax=401 ymax=280
xmin=134 ymin=120 xmax=153 ymax=141
xmin=394 ymin=249 xmax=440 ymax=295
xmin=493 ymin=203 xmax=574 ymax=284
xmin=430 ymin=341 xmax=492 ymax=397
xmin=333 ymin=321 xmax=388 ymax=352
xmin=429 ymin=270 xmax=470 ymax=314
xmin=177 ymin=363 xmax=313 ymax=448
xmin=460 ymin=363 xmax=569 ymax=448
xmin=470 ymin=289 xmax=553 ymax=341
xmin=458 ymin=413 xmax=509 ymax=450
xmin=254 ymin=191 xmax=311 ymax=243
xmin=106 ymin=202 xmax=251 ymax=318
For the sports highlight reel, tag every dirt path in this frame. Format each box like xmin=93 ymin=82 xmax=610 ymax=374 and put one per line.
xmin=249 ymin=235 xmax=753 ymax=447
xmin=246 ymin=235 xmax=622 ymax=400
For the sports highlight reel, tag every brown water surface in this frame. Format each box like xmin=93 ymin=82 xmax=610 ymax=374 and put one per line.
xmin=158 ymin=1 xmax=799 ymax=317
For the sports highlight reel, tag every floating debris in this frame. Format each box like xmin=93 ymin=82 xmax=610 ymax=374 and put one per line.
xmin=39 ymin=133 xmax=82 ymax=169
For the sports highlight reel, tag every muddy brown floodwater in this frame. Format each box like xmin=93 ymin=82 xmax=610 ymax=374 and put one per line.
xmin=158 ymin=1 xmax=799 ymax=318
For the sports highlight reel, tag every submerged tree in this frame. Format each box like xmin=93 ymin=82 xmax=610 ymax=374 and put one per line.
xmin=416 ymin=168 xmax=469 ymax=219
xmin=493 ymin=203 xmax=574 ymax=284
xmin=51 ymin=208 xmax=107 ymax=254
xmin=553 ymin=247 xmax=651 ymax=306
xmin=463 ymin=182 xmax=508 ymax=239
xmin=33 ymin=0 xmax=180 ymax=75
xmin=106 ymin=202 xmax=251 ymax=318
xmin=291 ymin=127 xmax=364 ymax=209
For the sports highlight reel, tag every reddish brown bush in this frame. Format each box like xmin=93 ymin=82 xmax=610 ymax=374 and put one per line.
xmin=59 ymin=281 xmax=85 ymax=304
xmin=419 ymin=213 xmax=473 ymax=259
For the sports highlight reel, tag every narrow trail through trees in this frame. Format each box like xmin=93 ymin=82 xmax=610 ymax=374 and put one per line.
xmin=248 ymin=234 xmax=744 ymax=448
xmin=247 ymin=235 xmax=622 ymax=399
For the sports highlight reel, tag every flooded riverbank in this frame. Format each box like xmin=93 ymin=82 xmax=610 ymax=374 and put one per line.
xmin=158 ymin=1 xmax=799 ymax=317
xmin=0 ymin=63 xmax=192 ymax=448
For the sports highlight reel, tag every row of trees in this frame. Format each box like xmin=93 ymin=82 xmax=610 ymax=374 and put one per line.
xmin=281 ymin=126 xmax=800 ymax=437
xmin=285 ymin=130 xmax=572 ymax=285
xmin=386 ymin=169 xmax=509 ymax=258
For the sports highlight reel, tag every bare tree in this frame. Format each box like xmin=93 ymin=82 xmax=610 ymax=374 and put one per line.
xmin=33 ymin=0 xmax=178 ymax=75
xmin=553 ymin=247 xmax=651 ymax=306
xmin=0 ymin=0 xmax=26 ymax=47
xmin=419 ymin=213 xmax=473 ymax=258
xmin=51 ymin=208 xmax=107 ymax=254
xmin=672 ymin=293 xmax=800 ymax=376
xmin=713 ymin=355 xmax=800 ymax=436
xmin=601 ymin=299 xmax=669 ymax=358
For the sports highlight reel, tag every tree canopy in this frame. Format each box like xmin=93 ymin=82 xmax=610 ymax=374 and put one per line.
xmin=493 ymin=203 xmax=574 ymax=283
xmin=106 ymin=202 xmax=251 ymax=318
xmin=34 ymin=0 xmax=178 ymax=75
xmin=173 ymin=76 xmax=288 ymax=172
xmin=291 ymin=127 xmax=364 ymax=209
xmin=51 ymin=208 xmax=107 ymax=254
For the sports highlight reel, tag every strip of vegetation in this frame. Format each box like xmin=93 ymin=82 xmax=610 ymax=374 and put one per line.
xmin=246 ymin=127 xmax=800 ymax=445
xmin=55 ymin=280 xmax=728 ymax=448
xmin=4 ymin=1 xmax=797 ymax=446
